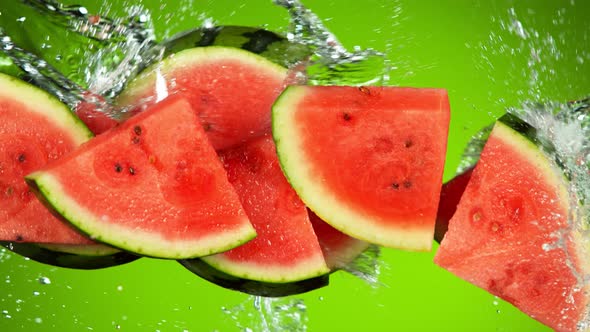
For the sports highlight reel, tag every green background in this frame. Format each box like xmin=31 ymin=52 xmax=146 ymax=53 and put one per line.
xmin=1 ymin=0 xmax=589 ymax=331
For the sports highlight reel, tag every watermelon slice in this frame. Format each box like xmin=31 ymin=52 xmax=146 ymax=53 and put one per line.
xmin=3 ymin=242 xmax=138 ymax=270
xmin=180 ymin=210 xmax=368 ymax=296
xmin=0 ymin=73 xmax=96 ymax=244
xmin=434 ymin=114 xmax=590 ymax=331
xmin=115 ymin=46 xmax=289 ymax=151
xmin=272 ymin=85 xmax=450 ymax=251
xmin=196 ymin=135 xmax=329 ymax=283
xmin=434 ymin=168 xmax=473 ymax=243
xmin=26 ymin=95 xmax=256 ymax=259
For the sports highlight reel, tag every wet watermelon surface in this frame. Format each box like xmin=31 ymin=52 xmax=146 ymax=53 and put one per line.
xmin=28 ymin=96 xmax=255 ymax=258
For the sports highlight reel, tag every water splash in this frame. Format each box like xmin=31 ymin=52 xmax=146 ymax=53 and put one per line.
xmin=477 ymin=4 xmax=589 ymax=107
xmin=341 ymin=245 xmax=385 ymax=288
xmin=222 ymin=296 xmax=308 ymax=332
xmin=274 ymin=0 xmax=389 ymax=85
xmin=37 ymin=277 xmax=51 ymax=285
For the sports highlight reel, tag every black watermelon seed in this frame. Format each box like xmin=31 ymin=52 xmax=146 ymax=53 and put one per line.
xmin=17 ymin=154 xmax=26 ymax=163
xmin=391 ymin=182 xmax=400 ymax=190
xmin=132 ymin=136 xmax=141 ymax=144
xmin=404 ymin=139 xmax=413 ymax=148
xmin=358 ymin=86 xmax=371 ymax=95
xmin=133 ymin=126 xmax=142 ymax=135
xmin=203 ymin=123 xmax=212 ymax=132
xmin=343 ymin=112 xmax=352 ymax=121
xmin=114 ymin=163 xmax=123 ymax=173
xmin=403 ymin=180 xmax=412 ymax=188
xmin=15 ymin=234 xmax=23 ymax=241
xmin=129 ymin=167 xmax=135 ymax=175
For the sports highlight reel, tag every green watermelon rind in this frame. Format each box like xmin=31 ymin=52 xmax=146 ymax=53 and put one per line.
xmin=114 ymin=46 xmax=288 ymax=110
xmin=25 ymin=173 xmax=257 ymax=259
xmin=200 ymin=251 xmax=330 ymax=284
xmin=37 ymin=243 xmax=121 ymax=256
xmin=2 ymin=242 xmax=138 ymax=270
xmin=179 ymin=259 xmax=329 ymax=297
xmin=161 ymin=26 xmax=311 ymax=69
xmin=271 ymin=86 xmax=439 ymax=250
xmin=0 ymin=73 xmax=93 ymax=144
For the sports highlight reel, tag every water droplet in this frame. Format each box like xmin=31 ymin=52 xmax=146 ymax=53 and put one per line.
xmin=32 ymin=291 xmax=40 ymax=296
xmin=38 ymin=276 xmax=51 ymax=285
xmin=34 ymin=317 xmax=42 ymax=324
xmin=116 ymin=285 xmax=123 ymax=291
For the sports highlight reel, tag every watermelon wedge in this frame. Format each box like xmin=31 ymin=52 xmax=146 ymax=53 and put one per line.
xmin=197 ymin=135 xmax=330 ymax=283
xmin=26 ymin=96 xmax=256 ymax=259
xmin=434 ymin=114 xmax=590 ymax=332
xmin=115 ymin=46 xmax=289 ymax=151
xmin=180 ymin=211 xmax=368 ymax=296
xmin=0 ymin=73 xmax=95 ymax=244
xmin=272 ymin=86 xmax=450 ymax=250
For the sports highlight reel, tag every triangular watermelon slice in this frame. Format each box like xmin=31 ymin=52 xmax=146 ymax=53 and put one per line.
xmin=199 ymin=135 xmax=330 ymax=283
xmin=0 ymin=73 xmax=95 ymax=244
xmin=115 ymin=46 xmax=289 ymax=151
xmin=434 ymin=114 xmax=590 ymax=331
xmin=272 ymin=85 xmax=450 ymax=251
xmin=26 ymin=96 xmax=256 ymax=259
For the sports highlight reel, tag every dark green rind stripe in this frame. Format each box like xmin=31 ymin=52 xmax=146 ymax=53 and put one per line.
xmin=241 ymin=29 xmax=284 ymax=54
xmin=179 ymin=259 xmax=329 ymax=297
xmin=2 ymin=242 xmax=138 ymax=270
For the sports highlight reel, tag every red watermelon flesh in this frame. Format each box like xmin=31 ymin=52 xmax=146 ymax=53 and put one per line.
xmin=434 ymin=167 xmax=474 ymax=243
xmin=0 ymin=73 xmax=94 ymax=244
xmin=307 ymin=210 xmax=369 ymax=270
xmin=272 ymin=86 xmax=450 ymax=251
xmin=202 ymin=135 xmax=330 ymax=282
xmin=26 ymin=95 xmax=256 ymax=258
xmin=115 ymin=46 xmax=288 ymax=151
xmin=434 ymin=120 xmax=590 ymax=331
